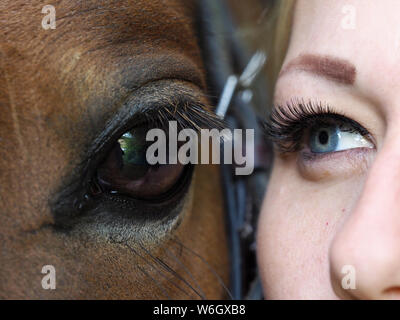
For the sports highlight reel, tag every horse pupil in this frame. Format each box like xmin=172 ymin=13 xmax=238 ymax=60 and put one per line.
xmin=318 ymin=130 xmax=329 ymax=145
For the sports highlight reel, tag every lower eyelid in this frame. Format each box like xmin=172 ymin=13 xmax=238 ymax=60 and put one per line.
xmin=297 ymin=147 xmax=375 ymax=181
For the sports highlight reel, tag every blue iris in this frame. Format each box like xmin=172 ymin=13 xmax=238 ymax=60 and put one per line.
xmin=309 ymin=125 xmax=339 ymax=153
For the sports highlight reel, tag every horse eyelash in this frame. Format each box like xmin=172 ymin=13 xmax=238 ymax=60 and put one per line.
xmin=143 ymin=101 xmax=225 ymax=133
xmin=263 ymin=99 xmax=370 ymax=153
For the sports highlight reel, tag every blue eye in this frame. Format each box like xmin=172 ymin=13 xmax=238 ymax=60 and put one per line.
xmin=309 ymin=123 xmax=373 ymax=153
xmin=309 ymin=125 xmax=339 ymax=153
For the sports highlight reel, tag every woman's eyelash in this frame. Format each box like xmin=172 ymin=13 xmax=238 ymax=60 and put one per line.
xmin=264 ymin=99 xmax=370 ymax=153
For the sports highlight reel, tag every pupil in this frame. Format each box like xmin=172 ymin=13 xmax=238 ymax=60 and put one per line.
xmin=318 ymin=130 xmax=329 ymax=145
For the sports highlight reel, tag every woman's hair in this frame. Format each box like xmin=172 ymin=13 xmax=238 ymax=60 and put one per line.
xmin=223 ymin=0 xmax=296 ymax=113
xmin=263 ymin=0 xmax=296 ymax=93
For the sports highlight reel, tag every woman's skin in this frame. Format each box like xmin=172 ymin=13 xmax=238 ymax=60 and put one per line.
xmin=257 ymin=0 xmax=400 ymax=299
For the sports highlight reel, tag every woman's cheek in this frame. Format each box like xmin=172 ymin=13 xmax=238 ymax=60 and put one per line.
xmin=257 ymin=156 xmax=369 ymax=298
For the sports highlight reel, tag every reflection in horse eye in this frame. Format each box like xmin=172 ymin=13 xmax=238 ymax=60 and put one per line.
xmin=96 ymin=126 xmax=184 ymax=200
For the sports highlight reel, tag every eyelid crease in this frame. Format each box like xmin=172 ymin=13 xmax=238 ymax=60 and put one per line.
xmin=263 ymin=98 xmax=373 ymax=153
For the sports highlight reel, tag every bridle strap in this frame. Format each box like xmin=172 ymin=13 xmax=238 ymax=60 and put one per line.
xmin=197 ymin=0 xmax=271 ymax=300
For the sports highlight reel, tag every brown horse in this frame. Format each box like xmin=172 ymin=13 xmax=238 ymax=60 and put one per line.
xmin=0 ymin=0 xmax=230 ymax=299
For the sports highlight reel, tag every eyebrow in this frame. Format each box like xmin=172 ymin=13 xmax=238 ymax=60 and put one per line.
xmin=279 ymin=54 xmax=357 ymax=85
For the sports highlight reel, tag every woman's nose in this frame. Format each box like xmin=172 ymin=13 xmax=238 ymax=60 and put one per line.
xmin=329 ymin=135 xmax=400 ymax=299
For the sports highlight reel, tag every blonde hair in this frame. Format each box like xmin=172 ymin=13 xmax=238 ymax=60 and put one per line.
xmin=226 ymin=0 xmax=296 ymax=112
xmin=263 ymin=0 xmax=296 ymax=93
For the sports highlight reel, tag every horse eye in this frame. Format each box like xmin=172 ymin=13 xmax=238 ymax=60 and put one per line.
xmin=95 ymin=126 xmax=184 ymax=200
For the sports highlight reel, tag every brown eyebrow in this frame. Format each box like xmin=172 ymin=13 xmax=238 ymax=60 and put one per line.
xmin=279 ymin=54 xmax=356 ymax=85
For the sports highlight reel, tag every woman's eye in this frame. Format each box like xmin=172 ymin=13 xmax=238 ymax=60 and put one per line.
xmin=308 ymin=123 xmax=374 ymax=153
xmin=95 ymin=126 xmax=185 ymax=200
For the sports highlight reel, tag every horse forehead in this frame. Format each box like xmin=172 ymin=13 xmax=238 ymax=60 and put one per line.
xmin=1 ymin=0 xmax=203 ymax=107
xmin=1 ymin=0 xmax=205 ymax=142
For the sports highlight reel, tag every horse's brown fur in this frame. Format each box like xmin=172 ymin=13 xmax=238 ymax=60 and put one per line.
xmin=0 ymin=0 xmax=229 ymax=299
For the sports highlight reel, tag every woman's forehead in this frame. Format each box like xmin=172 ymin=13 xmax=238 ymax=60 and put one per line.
xmin=288 ymin=0 xmax=400 ymax=67
xmin=280 ymin=0 xmax=400 ymax=115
